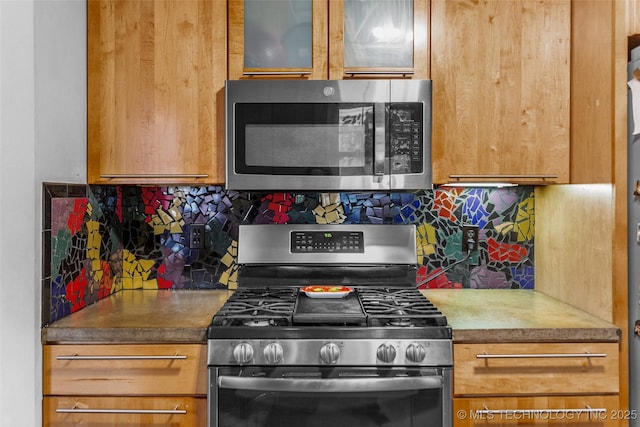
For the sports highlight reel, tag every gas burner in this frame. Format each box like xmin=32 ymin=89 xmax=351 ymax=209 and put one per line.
xmin=241 ymin=319 xmax=278 ymax=327
xmin=387 ymin=315 xmax=414 ymax=327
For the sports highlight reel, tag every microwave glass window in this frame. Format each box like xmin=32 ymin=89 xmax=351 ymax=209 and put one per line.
xmin=244 ymin=0 xmax=313 ymax=69
xmin=343 ymin=0 xmax=414 ymax=68
xmin=244 ymin=124 xmax=365 ymax=168
xmin=236 ymin=103 xmax=374 ymax=176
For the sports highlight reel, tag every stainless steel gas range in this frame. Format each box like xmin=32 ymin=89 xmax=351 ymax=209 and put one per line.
xmin=207 ymin=224 xmax=452 ymax=427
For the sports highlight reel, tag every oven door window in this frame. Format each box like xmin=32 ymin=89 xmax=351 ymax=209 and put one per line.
xmin=234 ymin=103 xmax=375 ymax=176
xmin=212 ymin=367 xmax=448 ymax=427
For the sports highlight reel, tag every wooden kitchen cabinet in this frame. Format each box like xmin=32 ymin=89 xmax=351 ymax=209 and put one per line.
xmin=431 ymin=0 xmax=571 ymax=185
xmin=43 ymin=396 xmax=206 ymax=427
xmin=453 ymin=342 xmax=621 ymax=427
xmin=454 ymin=396 xmax=621 ymax=427
xmin=43 ymin=343 xmax=207 ymax=427
xmin=87 ymin=0 xmax=226 ymax=185
xmin=628 ymin=0 xmax=640 ymax=36
xmin=228 ymin=0 xmax=428 ymax=80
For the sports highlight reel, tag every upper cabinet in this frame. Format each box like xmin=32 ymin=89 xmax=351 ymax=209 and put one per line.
xmin=430 ymin=0 xmax=571 ymax=185
xmin=628 ymin=0 xmax=640 ymax=36
xmin=228 ymin=0 xmax=428 ymax=80
xmin=87 ymin=0 xmax=226 ymax=185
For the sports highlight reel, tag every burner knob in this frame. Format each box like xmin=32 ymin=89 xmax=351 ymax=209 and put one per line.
xmin=406 ymin=342 xmax=427 ymax=363
xmin=232 ymin=343 xmax=254 ymax=365
xmin=263 ymin=343 xmax=284 ymax=364
xmin=319 ymin=343 xmax=341 ymax=364
xmin=377 ymin=343 xmax=397 ymax=363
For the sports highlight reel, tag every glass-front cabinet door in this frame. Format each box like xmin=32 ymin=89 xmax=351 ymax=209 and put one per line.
xmin=329 ymin=0 xmax=429 ymax=79
xmin=228 ymin=0 xmax=328 ymax=79
xmin=228 ymin=0 xmax=429 ymax=81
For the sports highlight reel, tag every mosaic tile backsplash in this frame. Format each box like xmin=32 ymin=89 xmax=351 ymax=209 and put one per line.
xmin=42 ymin=184 xmax=535 ymax=325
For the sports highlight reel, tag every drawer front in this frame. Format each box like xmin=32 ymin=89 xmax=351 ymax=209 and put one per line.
xmin=454 ymin=342 xmax=619 ymax=396
xmin=43 ymin=344 xmax=207 ymax=396
xmin=43 ymin=396 xmax=206 ymax=427
xmin=453 ymin=395 xmax=622 ymax=427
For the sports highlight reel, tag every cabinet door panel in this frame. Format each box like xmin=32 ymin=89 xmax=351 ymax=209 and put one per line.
xmin=431 ymin=0 xmax=570 ymax=184
xmin=454 ymin=396 xmax=621 ymax=427
xmin=87 ymin=0 xmax=226 ymax=184
xmin=329 ymin=0 xmax=429 ymax=79
xmin=228 ymin=0 xmax=328 ymax=80
xmin=43 ymin=344 xmax=207 ymax=395
xmin=454 ymin=342 xmax=619 ymax=396
xmin=44 ymin=396 xmax=206 ymax=427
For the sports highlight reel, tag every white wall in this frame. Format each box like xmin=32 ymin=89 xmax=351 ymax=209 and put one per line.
xmin=0 ymin=1 xmax=86 ymax=425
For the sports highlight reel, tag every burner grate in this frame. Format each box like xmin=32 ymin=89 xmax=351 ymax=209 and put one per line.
xmin=211 ymin=288 xmax=297 ymax=326
xmin=358 ymin=288 xmax=448 ymax=327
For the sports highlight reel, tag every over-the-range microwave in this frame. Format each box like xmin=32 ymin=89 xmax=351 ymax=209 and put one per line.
xmin=225 ymin=79 xmax=432 ymax=191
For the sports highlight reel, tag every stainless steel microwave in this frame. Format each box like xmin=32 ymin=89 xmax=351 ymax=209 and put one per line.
xmin=225 ymin=79 xmax=432 ymax=191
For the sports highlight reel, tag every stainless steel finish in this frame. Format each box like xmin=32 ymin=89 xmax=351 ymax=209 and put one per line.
xmin=208 ymin=338 xmax=452 ymax=367
xmin=263 ymin=343 xmax=284 ymax=364
xmin=225 ymin=79 xmax=431 ymax=191
xmin=99 ymin=174 xmax=208 ymax=179
xmin=406 ymin=342 xmax=427 ymax=362
xmin=476 ymin=352 xmax=607 ymax=359
xmin=373 ymin=101 xmax=386 ymax=175
xmin=319 ymin=343 xmax=341 ymax=365
xmin=57 ymin=406 xmax=187 ymax=415
xmin=217 ymin=375 xmax=444 ymax=393
xmin=232 ymin=343 xmax=254 ymax=364
xmin=56 ymin=354 xmax=187 ymax=360
xmin=209 ymin=368 xmax=453 ymax=427
xmin=376 ymin=343 xmax=397 ymax=363
xmin=237 ymin=224 xmax=417 ymax=265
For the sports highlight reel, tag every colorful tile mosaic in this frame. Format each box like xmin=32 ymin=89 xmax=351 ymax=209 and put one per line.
xmin=42 ymin=184 xmax=535 ymax=325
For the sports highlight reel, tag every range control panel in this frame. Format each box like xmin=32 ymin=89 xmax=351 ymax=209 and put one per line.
xmin=291 ymin=231 xmax=364 ymax=253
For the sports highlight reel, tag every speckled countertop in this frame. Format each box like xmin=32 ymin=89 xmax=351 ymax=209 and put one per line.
xmin=423 ymin=289 xmax=621 ymax=343
xmin=42 ymin=290 xmax=232 ymax=344
xmin=41 ymin=289 xmax=621 ymax=344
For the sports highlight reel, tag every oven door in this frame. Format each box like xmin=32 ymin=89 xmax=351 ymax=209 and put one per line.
xmin=209 ymin=366 xmax=451 ymax=427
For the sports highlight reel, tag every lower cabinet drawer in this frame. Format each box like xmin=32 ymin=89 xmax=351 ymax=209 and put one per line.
xmin=454 ymin=342 xmax=619 ymax=396
xmin=43 ymin=344 xmax=207 ymax=395
xmin=453 ymin=395 xmax=622 ymax=427
xmin=43 ymin=396 xmax=206 ymax=427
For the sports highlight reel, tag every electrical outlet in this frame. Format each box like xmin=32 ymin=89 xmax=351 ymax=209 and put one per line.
xmin=461 ymin=225 xmax=479 ymax=253
xmin=189 ymin=223 xmax=205 ymax=249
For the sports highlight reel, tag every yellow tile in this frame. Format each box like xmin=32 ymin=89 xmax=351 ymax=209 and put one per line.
xmin=157 ymin=208 xmax=173 ymax=225
xmin=170 ymin=221 xmax=183 ymax=234
xmin=219 ymin=269 xmax=229 ymax=286
xmin=168 ymin=206 xmax=182 ymax=221
xmin=220 ymin=251 xmax=234 ymax=267
xmin=153 ymin=224 xmax=167 ymax=235
xmin=139 ymin=259 xmax=155 ymax=276
xmin=143 ymin=279 xmax=158 ymax=290
xmin=325 ymin=209 xmax=340 ymax=224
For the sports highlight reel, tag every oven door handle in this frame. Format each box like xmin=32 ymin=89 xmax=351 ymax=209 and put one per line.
xmin=218 ymin=375 xmax=443 ymax=393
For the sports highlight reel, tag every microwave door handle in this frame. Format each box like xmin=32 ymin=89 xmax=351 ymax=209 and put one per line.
xmin=374 ymin=102 xmax=386 ymax=176
xmin=218 ymin=375 xmax=443 ymax=393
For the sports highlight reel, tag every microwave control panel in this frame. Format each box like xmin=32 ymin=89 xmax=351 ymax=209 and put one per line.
xmin=388 ymin=104 xmax=423 ymax=174
xmin=291 ymin=231 xmax=364 ymax=253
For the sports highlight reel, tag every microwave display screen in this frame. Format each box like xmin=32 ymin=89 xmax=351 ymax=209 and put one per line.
xmin=235 ymin=103 xmax=374 ymax=176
